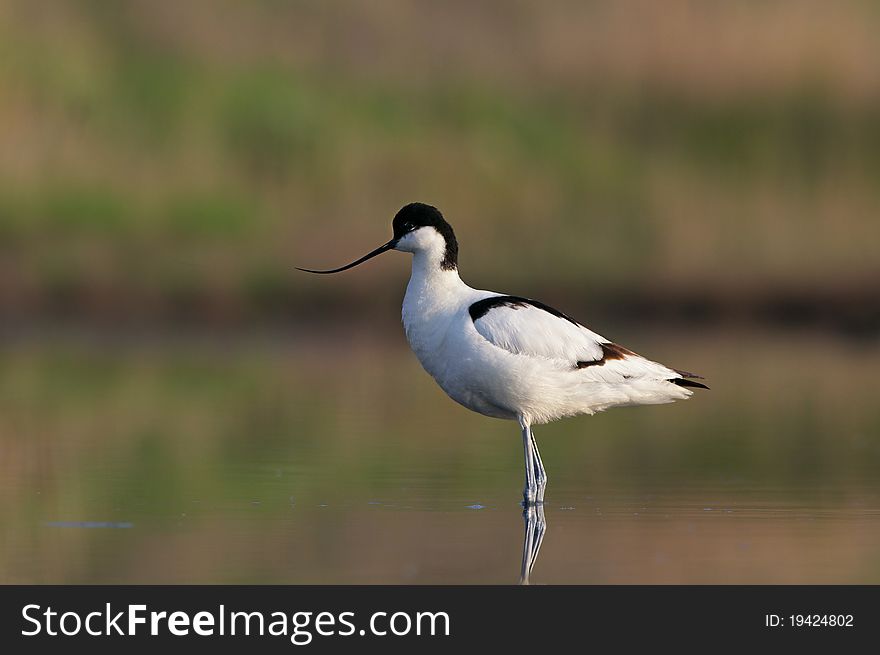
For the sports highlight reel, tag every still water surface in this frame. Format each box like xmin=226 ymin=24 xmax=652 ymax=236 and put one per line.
xmin=2 ymin=328 xmax=879 ymax=583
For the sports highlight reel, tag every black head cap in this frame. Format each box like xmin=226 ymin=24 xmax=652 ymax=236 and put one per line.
xmin=392 ymin=203 xmax=458 ymax=270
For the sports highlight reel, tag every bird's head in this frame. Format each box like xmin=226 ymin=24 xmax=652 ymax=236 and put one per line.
xmin=297 ymin=202 xmax=458 ymax=274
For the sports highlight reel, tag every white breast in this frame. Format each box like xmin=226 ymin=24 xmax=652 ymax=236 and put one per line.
xmin=400 ymin=256 xmax=518 ymax=418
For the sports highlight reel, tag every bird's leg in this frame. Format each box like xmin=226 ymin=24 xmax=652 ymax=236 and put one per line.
xmin=518 ymin=503 xmax=547 ymax=585
xmin=530 ymin=428 xmax=548 ymax=504
xmin=521 ymin=420 xmax=537 ymax=506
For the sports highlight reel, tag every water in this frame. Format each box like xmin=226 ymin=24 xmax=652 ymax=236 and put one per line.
xmin=2 ymin=328 xmax=880 ymax=583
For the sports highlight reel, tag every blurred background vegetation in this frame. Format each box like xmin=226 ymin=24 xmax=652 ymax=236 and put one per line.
xmin=2 ymin=0 xmax=880 ymax=583
xmin=1 ymin=0 xmax=879 ymax=328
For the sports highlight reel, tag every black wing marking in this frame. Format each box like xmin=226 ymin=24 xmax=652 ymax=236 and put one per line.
xmin=468 ymin=295 xmax=581 ymax=326
xmin=575 ymin=342 xmax=638 ymax=368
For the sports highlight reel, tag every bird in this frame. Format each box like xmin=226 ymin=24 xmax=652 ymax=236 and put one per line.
xmin=298 ymin=202 xmax=708 ymax=506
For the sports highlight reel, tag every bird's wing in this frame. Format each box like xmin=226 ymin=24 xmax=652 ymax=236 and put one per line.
xmin=469 ymin=295 xmax=608 ymax=365
xmin=469 ymin=295 xmax=705 ymax=386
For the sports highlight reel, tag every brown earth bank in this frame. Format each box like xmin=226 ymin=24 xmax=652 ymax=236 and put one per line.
xmin=1 ymin=281 xmax=877 ymax=339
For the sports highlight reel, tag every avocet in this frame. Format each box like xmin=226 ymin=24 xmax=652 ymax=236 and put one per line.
xmin=299 ymin=203 xmax=707 ymax=505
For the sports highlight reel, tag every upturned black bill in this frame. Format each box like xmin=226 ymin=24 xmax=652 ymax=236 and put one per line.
xmin=296 ymin=239 xmax=397 ymax=274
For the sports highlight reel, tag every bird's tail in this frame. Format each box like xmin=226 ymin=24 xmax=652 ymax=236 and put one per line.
xmin=670 ymin=368 xmax=709 ymax=390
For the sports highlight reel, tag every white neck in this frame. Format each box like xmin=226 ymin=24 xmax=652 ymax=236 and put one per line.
xmin=408 ymin=248 xmax=465 ymax=296
xmin=402 ymin=247 xmax=470 ymax=333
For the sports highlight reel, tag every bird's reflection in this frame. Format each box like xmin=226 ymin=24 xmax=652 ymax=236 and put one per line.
xmin=518 ymin=504 xmax=547 ymax=584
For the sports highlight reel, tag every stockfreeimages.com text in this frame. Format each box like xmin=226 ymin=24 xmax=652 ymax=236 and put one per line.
xmin=22 ymin=603 xmax=450 ymax=645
